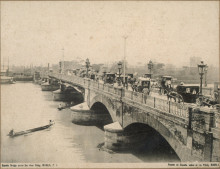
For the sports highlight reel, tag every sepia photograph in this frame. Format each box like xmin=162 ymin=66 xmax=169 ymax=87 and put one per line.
xmin=1 ymin=1 xmax=219 ymax=168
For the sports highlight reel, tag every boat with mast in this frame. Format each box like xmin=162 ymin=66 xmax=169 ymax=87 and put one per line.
xmin=13 ymin=65 xmax=33 ymax=81
xmin=41 ymin=63 xmax=60 ymax=91
xmin=1 ymin=56 xmax=14 ymax=84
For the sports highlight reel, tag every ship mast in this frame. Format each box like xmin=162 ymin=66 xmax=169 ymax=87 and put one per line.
xmin=62 ymin=47 xmax=64 ymax=74
xmin=59 ymin=48 xmax=64 ymax=90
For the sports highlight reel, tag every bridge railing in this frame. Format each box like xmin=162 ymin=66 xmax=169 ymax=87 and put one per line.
xmin=123 ymin=89 xmax=189 ymax=119
xmin=50 ymin=73 xmax=189 ymax=119
xmin=150 ymin=87 xmax=160 ymax=94
xmin=86 ymin=78 xmax=122 ymax=96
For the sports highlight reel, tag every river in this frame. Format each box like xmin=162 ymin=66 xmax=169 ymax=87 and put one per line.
xmin=1 ymin=82 xmax=179 ymax=165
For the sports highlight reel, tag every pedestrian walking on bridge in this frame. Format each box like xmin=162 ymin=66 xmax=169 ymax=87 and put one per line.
xmin=143 ymin=87 xmax=149 ymax=104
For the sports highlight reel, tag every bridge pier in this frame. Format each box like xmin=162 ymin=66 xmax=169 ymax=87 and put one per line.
xmin=186 ymin=106 xmax=218 ymax=162
xmin=104 ymin=122 xmax=124 ymax=151
xmin=71 ymin=102 xmax=112 ymax=125
xmin=68 ymin=79 xmax=94 ymax=124
xmin=83 ymin=79 xmax=90 ymax=106
xmin=53 ymin=84 xmax=83 ymax=102
xmin=53 ymin=89 xmax=66 ymax=101
xmin=70 ymin=102 xmax=92 ymax=112
xmin=71 ymin=102 xmax=95 ymax=125
xmin=104 ymin=122 xmax=150 ymax=151
xmin=41 ymin=78 xmax=60 ymax=91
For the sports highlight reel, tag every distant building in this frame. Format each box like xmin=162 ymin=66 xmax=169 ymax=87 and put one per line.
xmin=165 ymin=64 xmax=176 ymax=69
xmin=190 ymin=56 xmax=202 ymax=67
xmin=1 ymin=69 xmax=7 ymax=76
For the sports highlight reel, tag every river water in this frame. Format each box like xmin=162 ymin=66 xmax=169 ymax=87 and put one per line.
xmin=1 ymin=82 xmax=179 ymax=165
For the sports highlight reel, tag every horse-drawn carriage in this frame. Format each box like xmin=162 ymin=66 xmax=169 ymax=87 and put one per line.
xmin=104 ymin=73 xmax=116 ymax=84
xmin=159 ymin=76 xmax=173 ymax=94
xmin=168 ymin=84 xmax=219 ymax=108
xmin=115 ymin=74 xmax=128 ymax=86
xmin=160 ymin=81 xmax=199 ymax=104
xmin=176 ymin=84 xmax=199 ymax=103
xmin=127 ymin=73 xmax=137 ymax=87
xmin=90 ymin=74 xmax=96 ymax=80
xmin=196 ymin=82 xmax=220 ymax=108
xmin=132 ymin=77 xmax=151 ymax=93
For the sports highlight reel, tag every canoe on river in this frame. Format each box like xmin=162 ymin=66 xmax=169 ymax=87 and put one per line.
xmin=8 ymin=123 xmax=54 ymax=137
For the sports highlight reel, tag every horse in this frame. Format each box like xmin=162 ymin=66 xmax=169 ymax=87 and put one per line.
xmin=131 ymin=82 xmax=138 ymax=92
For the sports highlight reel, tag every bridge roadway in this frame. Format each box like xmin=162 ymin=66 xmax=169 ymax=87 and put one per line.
xmin=49 ymin=73 xmax=220 ymax=162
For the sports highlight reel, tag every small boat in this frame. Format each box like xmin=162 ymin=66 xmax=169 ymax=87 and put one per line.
xmin=58 ymin=105 xmax=70 ymax=111
xmin=8 ymin=121 xmax=55 ymax=137
xmin=58 ymin=107 xmax=64 ymax=111
xmin=1 ymin=76 xmax=14 ymax=84
xmin=57 ymin=102 xmax=75 ymax=111
xmin=13 ymin=73 xmax=33 ymax=81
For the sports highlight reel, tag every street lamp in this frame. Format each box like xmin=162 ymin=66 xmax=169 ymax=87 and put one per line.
xmin=123 ymin=36 xmax=128 ymax=86
xmin=103 ymin=71 xmax=106 ymax=77
xmin=59 ymin=61 xmax=62 ymax=73
xmin=148 ymin=60 xmax=153 ymax=78
xmin=85 ymin=58 xmax=90 ymax=78
xmin=118 ymin=61 xmax=122 ymax=86
xmin=197 ymin=61 xmax=207 ymax=94
xmin=204 ymin=65 xmax=208 ymax=87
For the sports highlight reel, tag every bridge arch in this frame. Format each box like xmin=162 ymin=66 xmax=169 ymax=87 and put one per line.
xmin=89 ymin=94 xmax=118 ymax=122
xmin=123 ymin=118 xmax=190 ymax=162
xmin=91 ymin=102 xmax=109 ymax=114
xmin=123 ymin=122 xmax=181 ymax=161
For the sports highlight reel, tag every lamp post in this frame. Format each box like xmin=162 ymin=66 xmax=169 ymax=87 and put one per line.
xmin=102 ymin=71 xmax=106 ymax=83
xmin=197 ymin=61 xmax=207 ymax=95
xmin=118 ymin=61 xmax=122 ymax=86
xmin=85 ymin=58 xmax=90 ymax=78
xmin=59 ymin=61 xmax=62 ymax=74
xmin=148 ymin=60 xmax=153 ymax=78
xmin=123 ymin=36 xmax=128 ymax=86
xmin=204 ymin=65 xmax=208 ymax=87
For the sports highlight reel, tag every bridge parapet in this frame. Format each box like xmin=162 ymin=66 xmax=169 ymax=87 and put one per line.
xmin=49 ymin=73 xmax=220 ymax=126
xmin=124 ymin=89 xmax=189 ymax=120
xmin=50 ymin=73 xmax=191 ymax=120
xmin=188 ymin=106 xmax=217 ymax=133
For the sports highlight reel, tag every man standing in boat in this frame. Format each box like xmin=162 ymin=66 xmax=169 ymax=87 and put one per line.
xmin=58 ymin=103 xmax=62 ymax=109
xmin=49 ymin=120 xmax=55 ymax=125
xmin=9 ymin=129 xmax=15 ymax=136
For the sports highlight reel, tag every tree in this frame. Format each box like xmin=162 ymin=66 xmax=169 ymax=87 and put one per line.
xmin=91 ymin=64 xmax=104 ymax=73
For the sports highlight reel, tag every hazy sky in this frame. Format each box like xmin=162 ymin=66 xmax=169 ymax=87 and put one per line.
xmin=1 ymin=1 xmax=219 ymax=67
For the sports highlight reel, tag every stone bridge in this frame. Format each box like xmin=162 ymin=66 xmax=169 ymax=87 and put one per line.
xmin=49 ymin=73 xmax=220 ymax=162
